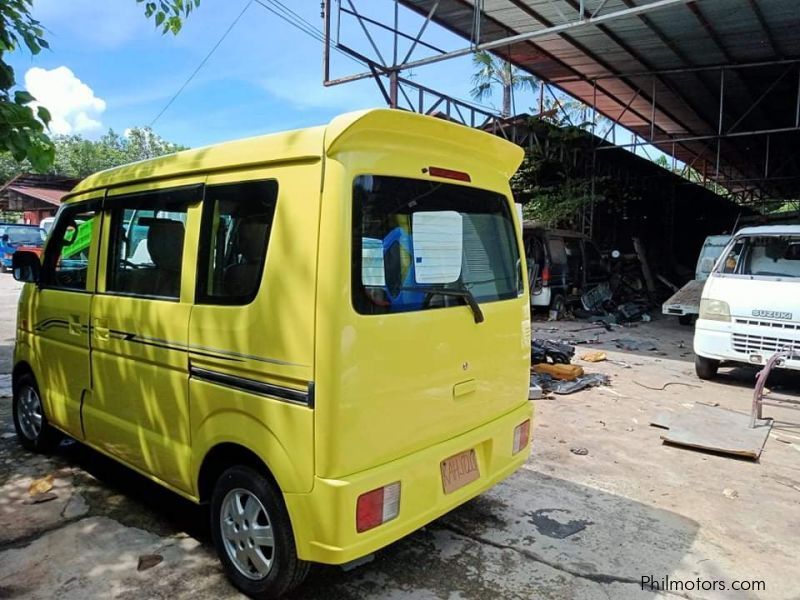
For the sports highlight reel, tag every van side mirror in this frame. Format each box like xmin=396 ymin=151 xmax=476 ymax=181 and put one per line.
xmin=12 ymin=251 xmax=41 ymax=283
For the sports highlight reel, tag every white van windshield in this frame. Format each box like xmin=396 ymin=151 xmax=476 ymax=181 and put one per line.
xmin=352 ymin=175 xmax=521 ymax=315
xmin=716 ymin=235 xmax=800 ymax=279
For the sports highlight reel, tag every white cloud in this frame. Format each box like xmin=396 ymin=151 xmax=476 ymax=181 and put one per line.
xmin=24 ymin=66 xmax=106 ymax=135
xmin=261 ymin=72 xmax=380 ymax=112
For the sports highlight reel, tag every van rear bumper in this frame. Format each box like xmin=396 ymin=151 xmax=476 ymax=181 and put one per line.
xmin=284 ymin=401 xmax=532 ymax=564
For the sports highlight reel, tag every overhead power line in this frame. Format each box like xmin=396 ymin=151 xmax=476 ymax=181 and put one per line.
xmin=150 ymin=0 xmax=254 ymax=127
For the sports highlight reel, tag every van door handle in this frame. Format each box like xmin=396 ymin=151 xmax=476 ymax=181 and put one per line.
xmin=68 ymin=315 xmax=83 ymax=336
xmin=94 ymin=318 xmax=109 ymax=341
xmin=453 ymin=379 xmax=477 ymax=399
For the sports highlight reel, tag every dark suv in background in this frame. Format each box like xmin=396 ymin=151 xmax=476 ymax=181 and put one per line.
xmin=523 ymin=223 xmax=609 ymax=313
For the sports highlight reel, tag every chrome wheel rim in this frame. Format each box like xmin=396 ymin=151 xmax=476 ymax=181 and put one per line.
xmin=17 ymin=385 xmax=42 ymax=441
xmin=220 ymin=488 xmax=275 ymax=580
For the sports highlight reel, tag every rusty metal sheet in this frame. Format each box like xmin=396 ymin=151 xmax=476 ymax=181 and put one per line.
xmin=659 ymin=404 xmax=773 ymax=460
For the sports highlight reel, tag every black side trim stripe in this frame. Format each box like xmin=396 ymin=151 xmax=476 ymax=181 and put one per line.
xmin=190 ymin=367 xmax=311 ymax=407
xmin=106 ymin=329 xmax=243 ymax=362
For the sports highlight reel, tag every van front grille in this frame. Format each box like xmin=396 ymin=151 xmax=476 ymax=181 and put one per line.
xmin=734 ymin=318 xmax=799 ymax=331
xmin=731 ymin=333 xmax=800 ymax=355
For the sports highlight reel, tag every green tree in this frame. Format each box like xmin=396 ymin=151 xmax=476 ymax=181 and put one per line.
xmin=470 ymin=51 xmax=537 ymax=118
xmin=0 ymin=0 xmax=198 ymax=173
xmin=0 ymin=127 xmax=187 ymax=181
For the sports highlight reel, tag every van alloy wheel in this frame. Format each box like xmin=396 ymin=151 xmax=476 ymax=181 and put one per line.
xmin=12 ymin=372 xmax=60 ymax=452
xmin=220 ymin=488 xmax=276 ymax=580
xmin=17 ymin=384 xmax=43 ymax=441
xmin=211 ymin=465 xmax=309 ymax=597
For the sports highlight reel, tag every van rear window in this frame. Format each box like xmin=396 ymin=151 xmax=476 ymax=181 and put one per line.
xmin=352 ymin=175 xmax=521 ymax=315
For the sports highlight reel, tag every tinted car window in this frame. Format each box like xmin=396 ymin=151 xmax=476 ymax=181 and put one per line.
xmin=41 ymin=205 xmax=98 ymax=291
xmin=353 ymin=175 xmax=521 ymax=315
xmin=106 ymin=187 xmax=199 ymax=299
xmin=197 ymin=180 xmax=278 ymax=305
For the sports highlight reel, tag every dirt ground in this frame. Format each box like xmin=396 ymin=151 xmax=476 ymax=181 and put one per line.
xmin=1 ymin=273 xmax=799 ymax=599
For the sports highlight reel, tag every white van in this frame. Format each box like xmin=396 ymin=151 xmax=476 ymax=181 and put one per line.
xmin=694 ymin=225 xmax=800 ymax=379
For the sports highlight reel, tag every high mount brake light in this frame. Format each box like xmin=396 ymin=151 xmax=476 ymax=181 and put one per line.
xmin=426 ymin=166 xmax=471 ymax=182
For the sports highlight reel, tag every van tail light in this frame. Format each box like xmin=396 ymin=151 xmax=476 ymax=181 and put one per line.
xmin=540 ymin=265 xmax=550 ymax=285
xmin=513 ymin=419 xmax=531 ymax=454
xmin=427 ymin=166 xmax=471 ymax=182
xmin=356 ymin=482 xmax=401 ymax=533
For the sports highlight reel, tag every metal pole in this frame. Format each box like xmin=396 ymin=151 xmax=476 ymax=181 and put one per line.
xmin=322 ymin=0 xmax=331 ymax=83
xmin=393 ymin=0 xmax=399 ymax=66
xmin=389 ymin=71 xmax=399 ymax=108
xmin=796 ymin=64 xmax=800 ymax=127
xmin=650 ymin=76 xmax=656 ymax=141
xmin=716 ymin=68 xmax=725 ymax=177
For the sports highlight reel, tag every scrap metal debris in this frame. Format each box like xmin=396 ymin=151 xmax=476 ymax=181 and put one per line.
xmin=613 ymin=338 xmax=658 ymax=352
xmin=532 ymin=339 xmax=575 ymax=365
xmin=533 ymin=372 xmax=611 ymax=395
xmin=634 ymin=381 xmax=702 ymax=391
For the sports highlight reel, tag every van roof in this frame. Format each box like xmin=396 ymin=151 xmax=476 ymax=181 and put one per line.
xmin=736 ymin=225 xmax=800 ymax=236
xmin=68 ymin=109 xmax=524 ymax=200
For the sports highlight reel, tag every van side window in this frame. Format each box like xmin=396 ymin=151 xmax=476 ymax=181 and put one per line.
xmin=106 ymin=186 xmax=199 ymax=299
xmin=40 ymin=203 xmax=98 ymax=291
xmin=197 ymin=180 xmax=278 ymax=304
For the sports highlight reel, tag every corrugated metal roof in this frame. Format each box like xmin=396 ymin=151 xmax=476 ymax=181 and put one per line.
xmin=6 ymin=185 xmax=68 ymax=206
xmin=398 ymin=0 xmax=800 ymax=199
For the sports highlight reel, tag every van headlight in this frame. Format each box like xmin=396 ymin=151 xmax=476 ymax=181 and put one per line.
xmin=699 ymin=298 xmax=730 ymax=322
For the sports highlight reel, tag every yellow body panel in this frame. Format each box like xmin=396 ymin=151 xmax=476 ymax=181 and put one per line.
xmin=15 ymin=108 xmax=532 ymax=566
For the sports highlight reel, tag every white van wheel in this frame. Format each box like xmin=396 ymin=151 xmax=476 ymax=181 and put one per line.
xmin=211 ymin=465 xmax=309 ymax=598
xmin=695 ymin=356 xmax=719 ymax=380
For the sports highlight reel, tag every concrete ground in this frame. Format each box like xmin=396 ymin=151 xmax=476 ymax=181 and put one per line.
xmin=1 ymin=273 xmax=799 ymax=599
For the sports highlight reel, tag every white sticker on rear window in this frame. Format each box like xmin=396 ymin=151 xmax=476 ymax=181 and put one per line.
xmin=362 ymin=237 xmax=385 ymax=286
xmin=412 ymin=211 xmax=463 ymax=284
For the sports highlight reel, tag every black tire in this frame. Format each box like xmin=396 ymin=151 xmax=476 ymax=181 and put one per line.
xmin=678 ymin=314 xmax=695 ymax=326
xmin=0 ymin=264 xmax=6 ymax=273
xmin=12 ymin=372 xmax=61 ymax=452
xmin=695 ymin=355 xmax=719 ymax=380
xmin=211 ymin=465 xmax=309 ymax=599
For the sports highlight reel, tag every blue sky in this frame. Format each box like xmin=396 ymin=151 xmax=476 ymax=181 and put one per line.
xmin=8 ymin=0 xmax=545 ymax=148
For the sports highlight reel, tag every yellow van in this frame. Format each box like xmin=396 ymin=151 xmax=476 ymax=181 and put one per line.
xmin=12 ymin=109 xmax=532 ymax=598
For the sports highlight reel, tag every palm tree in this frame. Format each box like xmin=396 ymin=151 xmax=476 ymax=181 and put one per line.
xmin=470 ymin=51 xmax=538 ymax=118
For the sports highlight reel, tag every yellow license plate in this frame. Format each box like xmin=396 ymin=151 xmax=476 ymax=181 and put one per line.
xmin=440 ymin=448 xmax=480 ymax=494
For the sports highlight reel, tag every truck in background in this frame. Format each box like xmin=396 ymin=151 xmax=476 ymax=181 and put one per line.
xmin=662 ymin=234 xmax=731 ymax=325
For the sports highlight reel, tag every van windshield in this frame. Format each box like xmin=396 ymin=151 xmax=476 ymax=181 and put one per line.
xmin=716 ymin=235 xmax=800 ymax=279
xmin=352 ymin=175 xmax=521 ymax=315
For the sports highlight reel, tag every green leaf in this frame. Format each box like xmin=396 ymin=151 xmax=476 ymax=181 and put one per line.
xmin=37 ymin=106 xmax=51 ymax=126
xmin=155 ymin=11 xmax=166 ymax=26
xmin=14 ymin=90 xmax=35 ymax=105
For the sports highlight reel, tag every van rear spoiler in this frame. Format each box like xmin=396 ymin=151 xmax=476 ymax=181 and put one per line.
xmin=324 ymin=109 xmax=524 ymax=180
